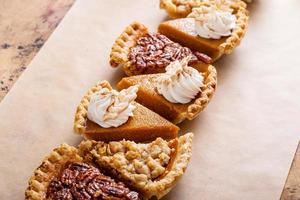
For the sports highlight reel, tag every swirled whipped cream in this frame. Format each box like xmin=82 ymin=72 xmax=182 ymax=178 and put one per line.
xmin=87 ymin=86 xmax=138 ymax=128
xmin=156 ymin=56 xmax=204 ymax=104
xmin=188 ymin=5 xmax=236 ymax=39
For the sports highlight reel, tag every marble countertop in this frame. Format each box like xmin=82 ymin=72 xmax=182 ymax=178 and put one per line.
xmin=0 ymin=0 xmax=74 ymax=101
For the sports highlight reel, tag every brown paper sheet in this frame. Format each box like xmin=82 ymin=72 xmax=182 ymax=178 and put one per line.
xmin=1 ymin=0 xmax=300 ymax=199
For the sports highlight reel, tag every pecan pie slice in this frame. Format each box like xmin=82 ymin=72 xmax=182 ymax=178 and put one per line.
xmin=158 ymin=0 xmax=249 ymax=60
xmin=79 ymin=133 xmax=194 ymax=200
xmin=74 ymin=80 xmax=179 ymax=142
xmin=25 ymin=144 xmax=140 ymax=200
xmin=110 ymin=22 xmax=211 ymax=76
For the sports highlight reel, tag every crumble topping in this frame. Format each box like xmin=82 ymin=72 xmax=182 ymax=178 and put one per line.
xmin=95 ymin=137 xmax=174 ymax=186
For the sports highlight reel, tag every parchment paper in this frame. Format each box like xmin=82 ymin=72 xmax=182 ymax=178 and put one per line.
xmin=1 ymin=0 xmax=300 ymax=199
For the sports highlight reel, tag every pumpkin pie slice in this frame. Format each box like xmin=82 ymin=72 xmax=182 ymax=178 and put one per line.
xmin=79 ymin=133 xmax=194 ymax=200
xmin=110 ymin=22 xmax=212 ymax=76
xmin=25 ymin=144 xmax=140 ymax=200
xmin=117 ymin=58 xmax=217 ymax=124
xmin=74 ymin=80 xmax=179 ymax=142
xmin=158 ymin=0 xmax=249 ymax=60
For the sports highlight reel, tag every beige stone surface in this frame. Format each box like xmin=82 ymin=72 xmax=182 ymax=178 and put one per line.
xmin=0 ymin=0 xmax=300 ymax=199
xmin=281 ymin=143 xmax=300 ymax=200
xmin=0 ymin=0 xmax=74 ymax=100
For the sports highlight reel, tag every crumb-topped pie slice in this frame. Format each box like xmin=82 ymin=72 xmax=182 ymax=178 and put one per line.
xmin=110 ymin=22 xmax=212 ymax=76
xmin=118 ymin=56 xmax=217 ymax=124
xmin=79 ymin=133 xmax=194 ymax=200
xmin=25 ymin=144 xmax=140 ymax=200
xmin=158 ymin=0 xmax=249 ymax=60
xmin=160 ymin=0 xmax=248 ymax=18
xmin=74 ymin=80 xmax=179 ymax=142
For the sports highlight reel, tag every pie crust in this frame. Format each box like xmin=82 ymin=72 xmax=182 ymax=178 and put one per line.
xmin=110 ymin=22 xmax=148 ymax=76
xmin=158 ymin=0 xmax=249 ymax=60
xmin=117 ymin=63 xmax=217 ymax=124
xmin=160 ymin=0 xmax=247 ymax=19
xmin=74 ymin=80 xmax=179 ymax=141
xmin=78 ymin=133 xmax=194 ymax=200
xmin=25 ymin=144 xmax=83 ymax=200
xmin=109 ymin=22 xmax=211 ymax=76
xmin=74 ymin=80 xmax=112 ymax=135
xmin=25 ymin=144 xmax=141 ymax=200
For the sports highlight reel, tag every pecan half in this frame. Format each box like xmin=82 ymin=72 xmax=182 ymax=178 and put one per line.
xmin=129 ymin=33 xmax=211 ymax=73
xmin=47 ymin=162 xmax=140 ymax=200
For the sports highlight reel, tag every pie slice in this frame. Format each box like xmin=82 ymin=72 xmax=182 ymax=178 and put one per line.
xmin=25 ymin=144 xmax=140 ymax=200
xmin=110 ymin=22 xmax=212 ymax=76
xmin=117 ymin=62 xmax=217 ymax=124
xmin=74 ymin=80 xmax=179 ymax=142
xmin=160 ymin=0 xmax=247 ymax=19
xmin=158 ymin=0 xmax=249 ymax=60
xmin=79 ymin=133 xmax=194 ymax=200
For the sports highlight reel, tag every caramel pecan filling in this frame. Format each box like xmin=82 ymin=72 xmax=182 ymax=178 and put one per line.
xmin=129 ymin=33 xmax=211 ymax=72
xmin=47 ymin=162 xmax=140 ymax=200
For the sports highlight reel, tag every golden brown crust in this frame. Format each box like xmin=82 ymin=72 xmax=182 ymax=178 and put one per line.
xmin=144 ymin=133 xmax=194 ymax=199
xmin=79 ymin=133 xmax=194 ymax=200
xmin=25 ymin=144 xmax=82 ymax=200
xmin=160 ymin=0 xmax=249 ymax=57
xmin=220 ymin=1 xmax=249 ymax=55
xmin=25 ymin=137 xmax=193 ymax=199
xmin=160 ymin=0 xmax=247 ymax=18
xmin=73 ymin=80 xmax=112 ymax=135
xmin=160 ymin=0 xmax=205 ymax=18
xmin=109 ymin=22 xmax=148 ymax=75
xmin=186 ymin=64 xmax=217 ymax=120
xmin=116 ymin=64 xmax=217 ymax=124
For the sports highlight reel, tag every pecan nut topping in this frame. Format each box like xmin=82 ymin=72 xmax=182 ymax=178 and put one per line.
xmin=47 ymin=162 xmax=140 ymax=200
xmin=129 ymin=33 xmax=211 ymax=73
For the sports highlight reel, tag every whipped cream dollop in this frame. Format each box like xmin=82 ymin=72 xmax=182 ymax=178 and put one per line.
xmin=156 ymin=56 xmax=204 ymax=104
xmin=188 ymin=5 xmax=236 ymax=39
xmin=87 ymin=86 xmax=138 ymax=128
